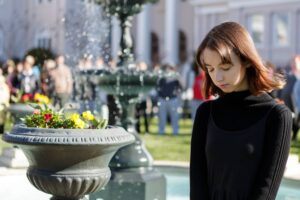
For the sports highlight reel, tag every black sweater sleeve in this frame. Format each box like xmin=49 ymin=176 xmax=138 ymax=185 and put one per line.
xmin=190 ymin=101 xmax=211 ymax=200
xmin=250 ymin=104 xmax=292 ymax=200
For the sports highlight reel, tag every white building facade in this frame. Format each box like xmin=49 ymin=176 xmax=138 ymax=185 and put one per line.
xmin=0 ymin=0 xmax=109 ymax=65
xmin=0 ymin=0 xmax=300 ymax=68
xmin=189 ymin=0 xmax=300 ymax=67
xmin=132 ymin=0 xmax=195 ymax=66
xmin=0 ymin=0 xmax=65 ymax=61
xmin=132 ymin=0 xmax=300 ymax=68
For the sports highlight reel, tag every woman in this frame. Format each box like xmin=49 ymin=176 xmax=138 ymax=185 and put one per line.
xmin=190 ymin=22 xmax=292 ymax=200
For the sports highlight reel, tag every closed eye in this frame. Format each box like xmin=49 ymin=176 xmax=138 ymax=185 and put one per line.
xmin=221 ymin=64 xmax=232 ymax=71
xmin=222 ymin=67 xmax=231 ymax=71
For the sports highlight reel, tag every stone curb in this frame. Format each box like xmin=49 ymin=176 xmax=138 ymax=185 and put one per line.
xmin=0 ymin=156 xmax=300 ymax=181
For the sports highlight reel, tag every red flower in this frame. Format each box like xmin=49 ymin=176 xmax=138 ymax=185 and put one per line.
xmin=44 ymin=113 xmax=52 ymax=123
xmin=20 ymin=93 xmax=34 ymax=102
xmin=21 ymin=94 xmax=30 ymax=102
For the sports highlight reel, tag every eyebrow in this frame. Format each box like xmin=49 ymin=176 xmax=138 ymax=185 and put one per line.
xmin=204 ymin=62 xmax=220 ymax=67
xmin=204 ymin=61 xmax=231 ymax=67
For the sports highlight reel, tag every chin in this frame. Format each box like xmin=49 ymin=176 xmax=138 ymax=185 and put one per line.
xmin=220 ymin=88 xmax=233 ymax=93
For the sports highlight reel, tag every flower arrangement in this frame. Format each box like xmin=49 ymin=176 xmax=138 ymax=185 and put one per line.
xmin=11 ymin=90 xmax=50 ymax=104
xmin=23 ymin=104 xmax=108 ymax=129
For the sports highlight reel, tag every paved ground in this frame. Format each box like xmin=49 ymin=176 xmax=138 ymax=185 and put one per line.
xmin=0 ymin=167 xmax=51 ymax=200
xmin=0 ymin=156 xmax=299 ymax=200
xmin=284 ymin=154 xmax=300 ymax=180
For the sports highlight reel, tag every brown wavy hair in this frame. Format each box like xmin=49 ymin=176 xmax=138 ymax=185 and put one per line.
xmin=195 ymin=21 xmax=285 ymax=98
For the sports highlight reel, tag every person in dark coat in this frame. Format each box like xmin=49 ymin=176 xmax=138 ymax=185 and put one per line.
xmin=277 ymin=58 xmax=299 ymax=140
xmin=157 ymin=64 xmax=182 ymax=135
xmin=190 ymin=22 xmax=292 ymax=200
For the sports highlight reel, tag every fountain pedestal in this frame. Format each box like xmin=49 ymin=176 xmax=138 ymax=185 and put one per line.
xmin=82 ymin=86 xmax=166 ymax=200
xmin=90 ymin=168 xmax=166 ymax=200
xmin=82 ymin=1 xmax=166 ymax=199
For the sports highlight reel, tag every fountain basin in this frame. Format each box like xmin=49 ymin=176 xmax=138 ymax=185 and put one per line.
xmin=80 ymin=69 xmax=160 ymax=95
xmin=156 ymin=165 xmax=300 ymax=200
xmin=7 ymin=103 xmax=35 ymax=124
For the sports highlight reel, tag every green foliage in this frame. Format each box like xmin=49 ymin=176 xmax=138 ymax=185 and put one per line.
xmin=147 ymin=0 xmax=159 ymax=3
xmin=23 ymin=104 xmax=108 ymax=129
xmin=139 ymin=117 xmax=192 ymax=162
xmin=290 ymin=137 xmax=300 ymax=162
xmin=140 ymin=134 xmax=191 ymax=162
xmin=25 ymin=47 xmax=55 ymax=67
xmin=93 ymin=0 xmax=159 ymax=16
xmin=91 ymin=117 xmax=108 ymax=129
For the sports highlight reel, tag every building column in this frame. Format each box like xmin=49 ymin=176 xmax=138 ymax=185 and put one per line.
xmin=291 ymin=10 xmax=297 ymax=54
xmin=136 ymin=4 xmax=151 ymax=65
xmin=111 ymin=16 xmax=121 ymax=62
xmin=297 ymin=11 xmax=300 ymax=53
xmin=164 ymin=0 xmax=179 ymax=65
xmin=193 ymin=10 xmax=201 ymax=51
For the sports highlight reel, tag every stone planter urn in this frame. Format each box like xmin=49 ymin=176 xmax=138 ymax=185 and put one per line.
xmin=1 ymin=103 xmax=36 ymax=168
xmin=7 ymin=103 xmax=35 ymax=124
xmin=2 ymin=125 xmax=135 ymax=200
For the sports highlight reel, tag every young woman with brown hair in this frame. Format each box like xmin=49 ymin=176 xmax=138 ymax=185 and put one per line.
xmin=190 ymin=21 xmax=292 ymax=200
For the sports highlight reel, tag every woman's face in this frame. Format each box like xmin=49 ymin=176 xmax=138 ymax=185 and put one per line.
xmin=202 ymin=48 xmax=249 ymax=93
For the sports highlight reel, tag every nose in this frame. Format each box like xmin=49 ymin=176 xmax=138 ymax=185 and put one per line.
xmin=215 ymin=70 xmax=224 ymax=82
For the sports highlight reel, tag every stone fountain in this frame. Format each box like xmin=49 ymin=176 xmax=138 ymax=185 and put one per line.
xmin=79 ymin=0 xmax=167 ymax=199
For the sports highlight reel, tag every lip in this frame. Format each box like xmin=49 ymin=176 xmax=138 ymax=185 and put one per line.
xmin=219 ymin=84 xmax=229 ymax=88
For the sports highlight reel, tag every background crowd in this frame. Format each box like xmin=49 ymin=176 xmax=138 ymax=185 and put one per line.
xmin=0 ymin=53 xmax=300 ymax=138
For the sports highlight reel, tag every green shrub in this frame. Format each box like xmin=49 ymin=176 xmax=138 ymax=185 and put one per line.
xmin=25 ymin=47 xmax=55 ymax=67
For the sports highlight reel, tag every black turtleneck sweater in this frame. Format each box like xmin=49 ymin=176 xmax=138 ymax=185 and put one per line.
xmin=190 ymin=90 xmax=292 ymax=200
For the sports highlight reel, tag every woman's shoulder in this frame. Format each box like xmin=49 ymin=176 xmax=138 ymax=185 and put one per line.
xmin=195 ymin=100 xmax=213 ymax=118
xmin=258 ymin=92 xmax=292 ymax=116
xmin=265 ymin=101 xmax=292 ymax=141
xmin=268 ymin=101 xmax=293 ymax=121
xmin=193 ymin=100 xmax=214 ymax=129
xmin=198 ymin=100 xmax=213 ymax=111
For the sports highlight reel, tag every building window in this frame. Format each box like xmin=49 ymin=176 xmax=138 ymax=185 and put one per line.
xmin=0 ymin=31 xmax=3 ymax=56
xmin=35 ymin=31 xmax=52 ymax=50
xmin=37 ymin=38 xmax=51 ymax=49
xmin=151 ymin=32 xmax=160 ymax=65
xmin=179 ymin=30 xmax=187 ymax=63
xmin=247 ymin=14 xmax=264 ymax=47
xmin=272 ymin=12 xmax=290 ymax=47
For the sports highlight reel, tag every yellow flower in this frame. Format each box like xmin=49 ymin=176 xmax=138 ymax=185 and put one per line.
xmin=34 ymin=93 xmax=50 ymax=104
xmin=70 ymin=113 xmax=80 ymax=121
xmin=82 ymin=111 xmax=95 ymax=121
xmin=40 ymin=96 xmax=50 ymax=104
xmin=74 ymin=118 xmax=85 ymax=129
xmin=33 ymin=93 xmax=40 ymax=100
